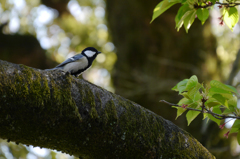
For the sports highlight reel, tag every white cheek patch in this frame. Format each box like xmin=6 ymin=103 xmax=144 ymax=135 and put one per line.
xmin=84 ymin=50 xmax=96 ymax=57
xmin=63 ymin=56 xmax=88 ymax=72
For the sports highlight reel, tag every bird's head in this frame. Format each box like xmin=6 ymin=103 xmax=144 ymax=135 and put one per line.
xmin=82 ymin=47 xmax=101 ymax=59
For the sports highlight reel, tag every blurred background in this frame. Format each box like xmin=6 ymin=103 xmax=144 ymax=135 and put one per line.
xmin=0 ymin=0 xmax=240 ymax=158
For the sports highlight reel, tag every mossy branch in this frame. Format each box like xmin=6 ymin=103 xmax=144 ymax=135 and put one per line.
xmin=0 ymin=60 xmax=214 ymax=158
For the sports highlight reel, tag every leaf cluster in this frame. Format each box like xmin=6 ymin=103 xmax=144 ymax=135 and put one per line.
xmin=172 ymin=75 xmax=240 ymax=143
xmin=151 ymin=0 xmax=240 ymax=32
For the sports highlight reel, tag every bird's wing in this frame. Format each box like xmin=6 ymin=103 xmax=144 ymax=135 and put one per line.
xmin=55 ymin=54 xmax=84 ymax=68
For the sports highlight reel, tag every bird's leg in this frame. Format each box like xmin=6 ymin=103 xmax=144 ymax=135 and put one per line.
xmin=65 ymin=71 xmax=71 ymax=76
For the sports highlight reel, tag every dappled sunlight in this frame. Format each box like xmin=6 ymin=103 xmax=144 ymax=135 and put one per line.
xmin=210 ymin=7 xmax=240 ymax=153
xmin=68 ymin=0 xmax=92 ymax=23
xmin=210 ymin=6 xmax=240 ymax=80
xmin=28 ymin=146 xmax=50 ymax=158
xmin=84 ymin=68 xmax=114 ymax=92
xmin=0 ymin=0 xmax=117 ymax=90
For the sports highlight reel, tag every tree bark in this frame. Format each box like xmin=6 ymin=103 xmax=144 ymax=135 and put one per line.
xmin=0 ymin=60 xmax=214 ymax=158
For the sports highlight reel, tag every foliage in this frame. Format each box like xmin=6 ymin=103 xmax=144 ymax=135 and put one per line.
xmin=151 ymin=0 xmax=240 ymax=32
xmin=165 ymin=75 xmax=240 ymax=144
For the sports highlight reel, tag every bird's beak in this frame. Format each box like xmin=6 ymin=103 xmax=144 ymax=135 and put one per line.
xmin=98 ymin=51 xmax=101 ymax=54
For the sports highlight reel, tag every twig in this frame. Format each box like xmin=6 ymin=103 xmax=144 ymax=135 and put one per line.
xmin=194 ymin=1 xmax=240 ymax=9
xmin=201 ymin=98 xmax=223 ymax=120
xmin=216 ymin=2 xmax=240 ymax=6
xmin=203 ymin=107 xmax=224 ymax=120
xmin=160 ymin=100 xmax=203 ymax=112
xmin=159 ymin=100 xmax=240 ymax=119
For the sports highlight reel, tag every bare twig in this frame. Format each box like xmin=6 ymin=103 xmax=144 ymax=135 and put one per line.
xmin=216 ymin=2 xmax=240 ymax=6
xmin=194 ymin=1 xmax=240 ymax=9
xmin=160 ymin=100 xmax=203 ymax=112
xmin=159 ymin=100 xmax=240 ymax=119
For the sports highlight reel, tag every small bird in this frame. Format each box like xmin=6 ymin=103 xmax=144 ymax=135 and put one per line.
xmin=48 ymin=47 xmax=101 ymax=77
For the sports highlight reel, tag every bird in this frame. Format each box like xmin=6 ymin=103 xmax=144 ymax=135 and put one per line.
xmin=48 ymin=47 xmax=101 ymax=77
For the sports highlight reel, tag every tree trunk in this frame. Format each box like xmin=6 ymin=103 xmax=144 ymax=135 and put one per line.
xmin=106 ymin=0 xmax=219 ymax=144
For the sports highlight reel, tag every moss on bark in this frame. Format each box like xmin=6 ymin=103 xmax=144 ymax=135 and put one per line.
xmin=0 ymin=60 xmax=215 ymax=158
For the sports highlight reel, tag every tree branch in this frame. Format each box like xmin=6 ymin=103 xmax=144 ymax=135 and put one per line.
xmin=0 ymin=60 xmax=215 ymax=158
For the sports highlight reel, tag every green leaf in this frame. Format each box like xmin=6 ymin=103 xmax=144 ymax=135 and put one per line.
xmin=168 ymin=0 xmax=183 ymax=2
xmin=228 ymin=95 xmax=237 ymax=108
xmin=226 ymin=85 xmax=239 ymax=95
xmin=209 ymin=87 xmax=233 ymax=99
xmin=174 ymin=98 xmax=193 ymax=119
xmin=197 ymin=8 xmax=209 ymax=25
xmin=151 ymin=0 xmax=180 ymax=23
xmin=176 ymin=13 xmax=188 ymax=31
xmin=232 ymin=119 xmax=240 ymax=128
xmin=174 ymin=107 xmax=187 ymax=119
xmin=177 ymin=79 xmax=189 ymax=93
xmin=230 ymin=128 xmax=239 ymax=134
xmin=175 ymin=4 xmax=190 ymax=24
xmin=188 ymin=83 xmax=202 ymax=101
xmin=172 ymin=79 xmax=188 ymax=91
xmin=209 ymin=87 xmax=232 ymax=95
xmin=212 ymin=106 xmax=222 ymax=115
xmin=211 ymin=0 xmax=217 ymax=4
xmin=223 ymin=106 xmax=236 ymax=114
xmin=223 ymin=7 xmax=239 ymax=31
xmin=186 ymin=110 xmax=201 ymax=125
xmin=210 ymin=80 xmax=238 ymax=94
xmin=222 ymin=108 xmax=232 ymax=114
xmin=206 ymin=106 xmax=222 ymax=125
xmin=177 ymin=97 xmax=193 ymax=105
xmin=183 ymin=10 xmax=197 ymax=33
xmin=180 ymin=92 xmax=190 ymax=99
xmin=237 ymin=132 xmax=240 ymax=145
xmin=205 ymin=101 xmax=221 ymax=108
xmin=172 ymin=84 xmax=178 ymax=91
xmin=193 ymin=91 xmax=202 ymax=102
xmin=207 ymin=113 xmax=221 ymax=125
xmin=212 ymin=94 xmax=228 ymax=108
xmin=188 ymin=101 xmax=200 ymax=109
xmin=185 ymin=75 xmax=198 ymax=91
xmin=175 ymin=4 xmax=191 ymax=31
xmin=205 ymin=97 xmax=221 ymax=108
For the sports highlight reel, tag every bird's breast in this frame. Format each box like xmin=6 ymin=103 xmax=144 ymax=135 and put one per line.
xmin=63 ymin=56 xmax=88 ymax=73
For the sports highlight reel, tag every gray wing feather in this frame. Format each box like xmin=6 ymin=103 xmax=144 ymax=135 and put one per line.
xmin=55 ymin=54 xmax=84 ymax=68
xmin=45 ymin=68 xmax=58 ymax=71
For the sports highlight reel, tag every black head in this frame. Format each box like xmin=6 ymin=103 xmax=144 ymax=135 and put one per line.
xmin=81 ymin=47 xmax=101 ymax=59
